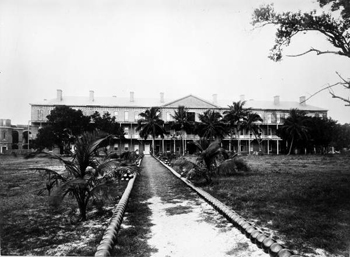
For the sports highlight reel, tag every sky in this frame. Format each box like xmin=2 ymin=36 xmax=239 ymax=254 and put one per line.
xmin=0 ymin=0 xmax=349 ymax=125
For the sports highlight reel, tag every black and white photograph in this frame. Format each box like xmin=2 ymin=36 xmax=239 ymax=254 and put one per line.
xmin=1 ymin=0 xmax=349 ymax=256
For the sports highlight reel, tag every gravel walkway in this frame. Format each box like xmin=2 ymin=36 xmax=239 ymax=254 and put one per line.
xmin=131 ymin=155 xmax=269 ymax=257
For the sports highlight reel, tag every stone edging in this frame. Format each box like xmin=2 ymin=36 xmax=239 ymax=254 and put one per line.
xmin=155 ymin=157 xmax=302 ymax=257
xmin=94 ymin=158 xmax=142 ymax=257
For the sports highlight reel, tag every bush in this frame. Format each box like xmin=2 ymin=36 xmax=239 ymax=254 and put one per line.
xmin=171 ymin=158 xmax=196 ymax=177
xmin=217 ymin=158 xmax=250 ymax=176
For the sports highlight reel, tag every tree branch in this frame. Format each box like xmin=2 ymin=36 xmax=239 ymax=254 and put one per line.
xmin=329 ymin=90 xmax=350 ymax=105
xmin=286 ymin=48 xmax=344 ymax=57
xmin=303 ymin=82 xmax=343 ymax=103
xmin=336 ymin=71 xmax=350 ymax=89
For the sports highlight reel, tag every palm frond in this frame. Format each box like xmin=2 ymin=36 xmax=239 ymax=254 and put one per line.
xmin=95 ymin=159 xmax=120 ymax=176
xmin=191 ymin=140 xmax=203 ymax=152
xmin=30 ymin=167 xmax=66 ymax=181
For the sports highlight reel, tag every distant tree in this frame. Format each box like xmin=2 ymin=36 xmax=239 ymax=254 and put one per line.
xmin=34 ymin=106 xmax=91 ymax=153
xmin=278 ymin=109 xmax=309 ymax=155
xmin=90 ymin=111 xmax=125 ymax=151
xmin=252 ymin=1 xmax=350 ymax=105
xmin=170 ymin=106 xmax=195 ymax=155
xmin=332 ymin=123 xmax=350 ymax=150
xmin=306 ymin=117 xmax=337 ymax=153
xmin=241 ymin=112 xmax=263 ymax=154
xmin=196 ymin=110 xmax=228 ymax=141
xmin=223 ymin=101 xmax=251 ymax=153
xmin=32 ymin=125 xmax=56 ymax=151
xmin=136 ymin=107 xmax=167 ymax=154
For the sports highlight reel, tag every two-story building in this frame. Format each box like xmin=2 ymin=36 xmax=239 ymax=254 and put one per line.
xmin=30 ymin=89 xmax=327 ymax=155
xmin=0 ymin=119 xmax=28 ymax=154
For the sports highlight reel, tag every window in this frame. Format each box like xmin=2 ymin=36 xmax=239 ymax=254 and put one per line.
xmin=124 ymin=143 xmax=129 ymax=151
xmin=124 ymin=127 xmax=129 ymax=134
xmin=134 ymin=144 xmax=139 ymax=152
xmin=114 ymin=144 xmax=119 ymax=151
xmin=276 ymin=113 xmax=281 ymax=124
xmin=134 ymin=112 xmax=139 ymax=121
xmin=267 ymin=113 xmax=271 ymax=124
xmin=3 ymin=132 xmax=6 ymax=139
xmin=114 ymin=111 xmax=118 ymax=117
xmin=124 ymin=111 xmax=129 ymax=121
xmin=37 ymin=109 xmax=43 ymax=120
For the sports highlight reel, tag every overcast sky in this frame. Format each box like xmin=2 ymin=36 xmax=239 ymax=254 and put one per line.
xmin=0 ymin=0 xmax=349 ymax=125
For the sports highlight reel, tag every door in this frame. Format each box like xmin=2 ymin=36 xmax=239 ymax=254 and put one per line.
xmin=144 ymin=143 xmax=150 ymax=154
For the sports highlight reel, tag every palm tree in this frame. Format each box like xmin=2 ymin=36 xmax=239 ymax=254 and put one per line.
xmin=223 ymin=101 xmax=251 ymax=153
xmin=136 ymin=107 xmax=166 ymax=154
xmin=241 ymin=112 xmax=263 ymax=154
xmin=196 ymin=109 xmax=228 ymax=141
xmin=170 ymin=106 xmax=195 ymax=155
xmin=191 ymin=139 xmax=230 ymax=184
xmin=28 ymin=131 xmax=137 ymax=221
xmin=280 ymin=109 xmax=309 ymax=155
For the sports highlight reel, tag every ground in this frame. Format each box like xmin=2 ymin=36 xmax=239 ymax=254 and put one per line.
xmin=1 ymin=154 xmax=349 ymax=256
xmin=0 ymin=156 xmax=127 ymax=256
xmin=204 ymin=154 xmax=350 ymax=256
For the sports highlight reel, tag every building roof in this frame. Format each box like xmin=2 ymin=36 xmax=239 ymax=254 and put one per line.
xmin=30 ymin=90 xmax=327 ymax=112
xmin=217 ymin=99 xmax=327 ymax=112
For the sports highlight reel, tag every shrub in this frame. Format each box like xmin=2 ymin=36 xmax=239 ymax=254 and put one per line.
xmin=217 ymin=158 xmax=250 ymax=176
xmin=28 ymin=132 xmax=139 ymax=221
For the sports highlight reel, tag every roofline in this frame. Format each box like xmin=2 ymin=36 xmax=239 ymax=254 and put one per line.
xmin=161 ymin=94 xmax=220 ymax=108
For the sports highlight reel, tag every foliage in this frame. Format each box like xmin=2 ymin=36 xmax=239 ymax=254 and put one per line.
xmin=34 ymin=106 xmax=92 ymax=154
xmin=192 ymin=139 xmax=231 ymax=183
xmin=305 ymin=117 xmax=337 ymax=152
xmin=242 ymin=112 xmax=264 ymax=153
xmin=196 ymin=110 xmax=228 ymax=140
xmin=252 ymin=1 xmax=350 ymax=104
xmin=170 ymin=106 xmax=196 ymax=155
xmin=170 ymin=105 xmax=195 ymax=134
xmin=278 ymin=109 xmax=342 ymax=154
xmin=90 ymin=111 xmax=124 ymax=136
xmin=217 ymin=158 xmax=250 ymax=176
xmin=278 ymin=109 xmax=309 ymax=155
xmin=331 ymin=123 xmax=350 ymax=150
xmin=223 ymin=101 xmax=262 ymax=153
xmin=29 ymin=131 xmax=139 ymax=221
xmin=32 ymin=125 xmax=56 ymax=151
xmin=136 ymin=107 xmax=167 ymax=154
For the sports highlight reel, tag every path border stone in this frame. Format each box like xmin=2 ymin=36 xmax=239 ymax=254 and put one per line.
xmin=94 ymin=158 xmax=142 ymax=257
xmin=155 ymin=156 xmax=303 ymax=257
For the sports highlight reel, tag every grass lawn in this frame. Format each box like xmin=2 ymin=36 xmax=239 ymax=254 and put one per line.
xmin=0 ymin=155 xmax=127 ymax=256
xmin=204 ymin=154 xmax=350 ymax=256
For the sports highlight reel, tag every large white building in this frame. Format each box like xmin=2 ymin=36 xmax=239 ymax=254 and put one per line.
xmin=30 ymin=89 xmax=327 ymax=155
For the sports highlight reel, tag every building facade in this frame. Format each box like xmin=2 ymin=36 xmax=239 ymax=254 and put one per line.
xmin=30 ymin=90 xmax=328 ymax=155
xmin=0 ymin=119 xmax=29 ymax=154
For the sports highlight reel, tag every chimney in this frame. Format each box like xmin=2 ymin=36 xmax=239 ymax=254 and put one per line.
xmin=57 ymin=89 xmax=62 ymax=101
xmin=240 ymin=95 xmax=245 ymax=102
xmin=89 ymin=90 xmax=94 ymax=102
xmin=130 ymin=92 xmax=134 ymax=102
xmin=274 ymin=95 xmax=280 ymax=105
xmin=299 ymin=96 xmax=306 ymax=106
xmin=212 ymin=94 xmax=217 ymax=105
xmin=160 ymin=92 xmax=164 ymax=103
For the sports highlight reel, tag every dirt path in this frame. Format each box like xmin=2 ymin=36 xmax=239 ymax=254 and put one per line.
xmin=120 ymin=155 xmax=269 ymax=257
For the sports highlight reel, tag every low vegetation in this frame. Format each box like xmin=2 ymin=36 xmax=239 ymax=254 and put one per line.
xmin=0 ymin=156 xmax=129 ymax=255
xmin=204 ymin=154 xmax=350 ymax=256
xmin=1 ymin=141 xmax=142 ymax=255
